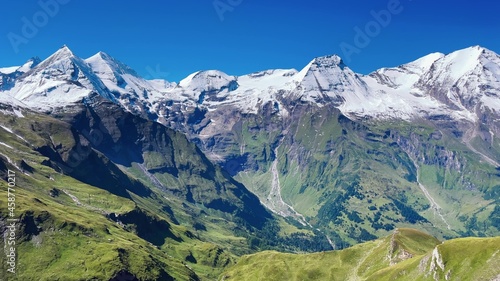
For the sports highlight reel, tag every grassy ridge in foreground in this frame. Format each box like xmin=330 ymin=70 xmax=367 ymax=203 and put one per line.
xmin=221 ymin=228 xmax=500 ymax=281
xmin=0 ymin=105 xmax=334 ymax=280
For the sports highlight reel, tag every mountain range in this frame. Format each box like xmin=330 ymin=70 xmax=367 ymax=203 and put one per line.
xmin=3 ymin=45 xmax=500 ymax=120
xmin=1 ymin=45 xmax=499 ymax=280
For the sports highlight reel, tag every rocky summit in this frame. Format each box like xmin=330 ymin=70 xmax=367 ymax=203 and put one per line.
xmin=1 ymin=45 xmax=499 ymax=280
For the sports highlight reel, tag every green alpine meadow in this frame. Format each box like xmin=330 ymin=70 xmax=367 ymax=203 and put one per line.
xmin=222 ymin=228 xmax=500 ymax=281
xmin=0 ymin=38 xmax=499 ymax=280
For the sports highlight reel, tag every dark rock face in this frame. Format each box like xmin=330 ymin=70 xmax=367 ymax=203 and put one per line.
xmin=109 ymin=270 xmax=140 ymax=281
xmin=145 ymin=87 xmax=500 ymax=242
xmin=0 ymin=157 xmax=8 ymax=179
xmin=108 ymin=208 xmax=181 ymax=246
xmin=3 ymin=46 xmax=500 ymax=249
xmin=390 ymin=131 xmax=463 ymax=171
xmin=46 ymin=99 xmax=273 ymax=230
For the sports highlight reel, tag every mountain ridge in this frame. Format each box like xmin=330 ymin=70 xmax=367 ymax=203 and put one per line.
xmin=0 ymin=95 xmax=333 ymax=280
xmin=221 ymin=228 xmax=500 ymax=281
xmin=2 ymin=44 xmax=499 ymax=122
xmin=2 ymin=44 xmax=500 ymax=247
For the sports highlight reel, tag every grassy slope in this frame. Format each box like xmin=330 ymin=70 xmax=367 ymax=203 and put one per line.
xmin=0 ymin=106 xmax=329 ymax=280
xmin=221 ymin=228 xmax=500 ymax=281
xmin=235 ymin=106 xmax=500 ymax=246
xmin=0 ymin=110 xmax=220 ymax=280
xmin=0 ymin=161 xmax=198 ymax=280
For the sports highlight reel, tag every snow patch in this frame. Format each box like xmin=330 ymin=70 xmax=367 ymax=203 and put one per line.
xmin=0 ymin=66 xmax=19 ymax=74
xmin=0 ymin=125 xmax=13 ymax=134
xmin=1 ymin=45 xmax=499 ymax=122
xmin=0 ymin=142 xmax=13 ymax=149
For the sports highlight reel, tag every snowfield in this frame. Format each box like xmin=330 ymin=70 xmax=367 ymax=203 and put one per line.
xmin=1 ymin=45 xmax=499 ymax=124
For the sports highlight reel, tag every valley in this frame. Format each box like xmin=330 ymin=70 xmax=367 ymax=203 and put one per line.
xmin=0 ymin=45 xmax=499 ymax=280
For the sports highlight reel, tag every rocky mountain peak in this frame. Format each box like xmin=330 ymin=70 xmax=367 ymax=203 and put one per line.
xmin=18 ymin=57 xmax=41 ymax=72
xmin=45 ymin=44 xmax=75 ymax=62
xmin=1 ymin=45 xmax=500 ymax=120
xmin=411 ymin=46 xmax=500 ymax=115
xmin=293 ymin=54 xmax=369 ymax=106
xmin=86 ymin=51 xmax=140 ymax=77
xmin=4 ymin=45 xmax=114 ymax=109
xmin=311 ymin=54 xmax=345 ymax=69
xmin=178 ymin=70 xmax=239 ymax=93
xmin=425 ymin=46 xmax=496 ymax=82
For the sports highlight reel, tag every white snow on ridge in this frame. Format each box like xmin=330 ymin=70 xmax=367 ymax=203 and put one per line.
xmin=353 ymin=46 xmax=500 ymax=121
xmin=370 ymin=52 xmax=444 ymax=89
xmin=0 ymin=66 xmax=20 ymax=74
xmin=0 ymin=45 xmax=499 ymax=121
xmin=0 ymin=94 xmax=26 ymax=107
xmin=353 ymin=51 xmax=446 ymax=120
xmin=179 ymin=70 xmax=236 ymax=91
xmin=0 ymin=142 xmax=13 ymax=149
xmin=293 ymin=55 xmax=372 ymax=107
xmin=429 ymin=46 xmax=484 ymax=84
xmin=4 ymin=46 xmax=115 ymax=110
xmin=407 ymin=52 xmax=446 ymax=72
xmin=166 ymin=69 xmax=299 ymax=114
xmin=205 ymin=69 xmax=298 ymax=114
xmin=340 ymin=74 xmax=440 ymax=121
xmin=85 ymin=51 xmax=175 ymax=112
xmin=16 ymin=57 xmax=41 ymax=73
xmin=410 ymin=46 xmax=500 ymax=117
xmin=0 ymin=95 xmax=28 ymax=118
xmin=0 ymin=125 xmax=13 ymax=134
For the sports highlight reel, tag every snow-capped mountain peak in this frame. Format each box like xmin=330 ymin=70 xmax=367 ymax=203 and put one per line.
xmin=35 ymin=45 xmax=76 ymax=68
xmin=3 ymin=45 xmax=115 ymax=110
xmin=368 ymin=52 xmax=444 ymax=90
xmin=0 ymin=57 xmax=41 ymax=75
xmin=85 ymin=50 xmax=176 ymax=114
xmin=17 ymin=57 xmax=42 ymax=73
xmin=295 ymin=54 xmax=346 ymax=81
xmin=425 ymin=46 xmax=488 ymax=84
xmin=178 ymin=70 xmax=238 ymax=93
xmin=1 ymin=45 xmax=499 ymax=123
xmin=410 ymin=46 xmax=500 ymax=115
xmin=30 ymin=44 xmax=82 ymax=75
xmin=86 ymin=51 xmax=139 ymax=78
xmin=311 ymin=54 xmax=345 ymax=68
xmin=294 ymin=54 xmax=370 ymax=105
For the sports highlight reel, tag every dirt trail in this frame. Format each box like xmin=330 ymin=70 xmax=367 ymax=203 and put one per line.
xmin=347 ymin=239 xmax=384 ymax=281
xmin=62 ymin=189 xmax=107 ymax=214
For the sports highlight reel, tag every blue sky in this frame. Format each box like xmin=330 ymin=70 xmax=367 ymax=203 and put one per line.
xmin=1 ymin=0 xmax=499 ymax=82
